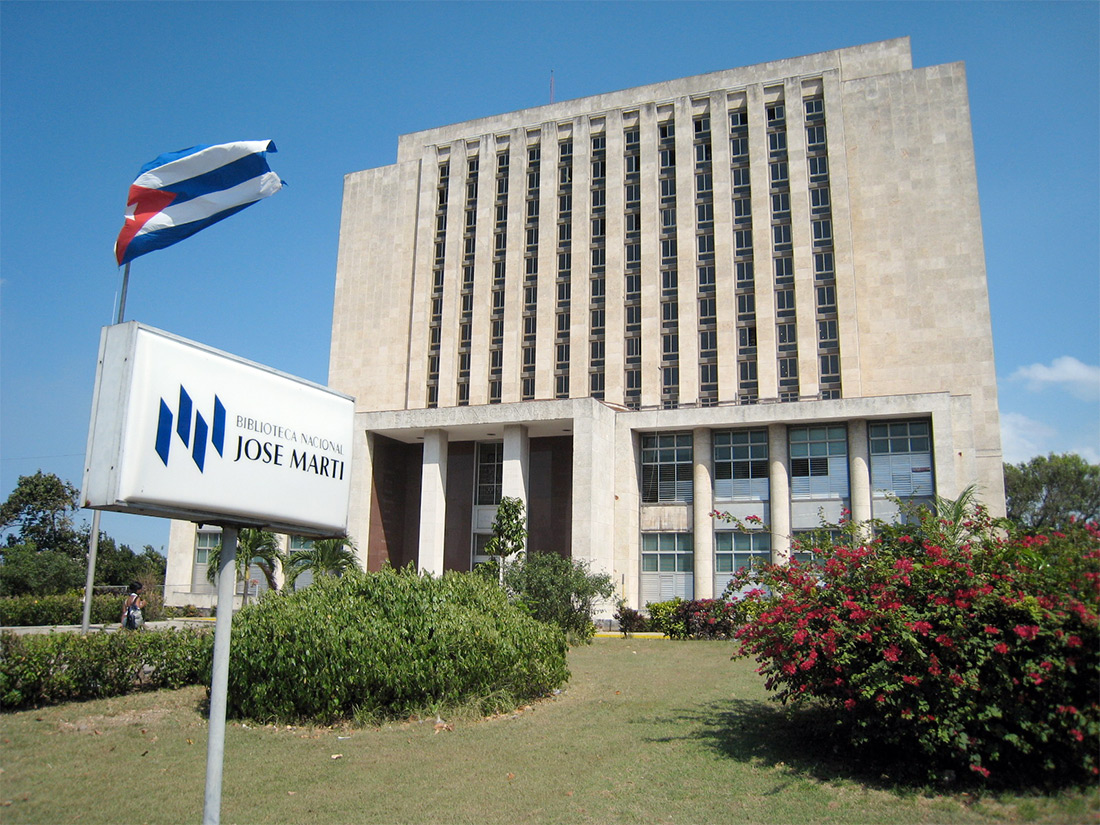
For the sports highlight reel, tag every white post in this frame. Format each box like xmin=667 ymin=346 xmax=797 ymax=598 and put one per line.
xmin=82 ymin=261 xmax=131 ymax=634
xmin=203 ymin=524 xmax=239 ymax=825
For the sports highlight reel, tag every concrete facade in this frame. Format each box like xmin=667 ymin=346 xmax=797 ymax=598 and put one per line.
xmin=165 ymin=39 xmax=1004 ymax=613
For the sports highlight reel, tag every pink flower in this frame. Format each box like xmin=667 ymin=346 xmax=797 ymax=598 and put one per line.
xmin=844 ymin=699 xmax=856 ymax=711
xmin=1013 ymin=625 xmax=1040 ymax=641
xmin=983 ymin=625 xmax=1001 ymax=635
xmin=883 ymin=644 xmax=901 ymax=663
xmin=1070 ymin=729 xmax=1084 ymax=742
xmin=993 ymin=642 xmax=1009 ymax=654
xmin=970 ymin=764 xmax=991 ymax=778
xmin=910 ymin=621 xmax=933 ymax=636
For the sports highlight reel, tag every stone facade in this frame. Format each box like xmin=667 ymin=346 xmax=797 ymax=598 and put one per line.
xmin=165 ymin=38 xmax=1004 ymax=612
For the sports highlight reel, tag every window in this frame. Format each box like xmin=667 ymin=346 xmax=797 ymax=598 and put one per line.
xmin=818 ymin=318 xmax=838 ymax=347
xmin=732 ymin=167 xmax=750 ymax=189
xmin=696 ymin=234 xmax=714 ymax=255
xmin=700 ymin=329 xmax=717 ymax=355
xmin=734 ymin=229 xmax=753 ymax=254
xmin=661 ymin=178 xmax=677 ymax=200
xmin=805 ymin=98 xmax=825 ymax=119
xmin=810 ymin=187 xmax=831 ymax=213
xmin=714 ymin=429 xmax=768 ymax=500
xmin=626 ymin=154 xmax=641 ymax=174
xmin=476 ymin=442 xmax=503 ymax=505
xmin=659 ymin=121 xmax=675 ymax=140
xmin=771 ymin=193 xmax=790 ymax=218
xmin=641 ymin=433 xmax=693 ymax=503
xmin=809 ymin=156 xmax=829 ymax=180
xmin=814 ymin=251 xmax=834 ymax=280
xmin=812 ymin=219 xmax=832 ymax=244
xmin=736 ymin=260 xmax=754 ymax=285
xmin=695 ymin=203 xmax=712 ymax=225
xmin=768 ymin=131 xmax=787 ymax=155
xmin=715 ymin=531 xmax=771 ymax=577
xmin=774 ymin=256 xmax=793 ymax=281
xmin=733 ymin=197 xmax=752 ymax=221
xmin=870 ymin=420 xmax=933 ymax=498
xmin=816 ymin=284 xmax=837 ymax=313
xmin=592 ymin=217 xmax=606 ymax=238
xmin=776 ymin=289 xmax=795 ymax=315
xmin=695 ymin=172 xmax=713 ymax=195
xmin=694 ymin=116 xmax=711 ymax=135
xmin=773 ymin=224 xmax=792 ymax=249
xmin=694 ymin=143 xmax=712 ymax=164
xmin=698 ymin=297 xmax=716 ymax=323
xmin=806 ymin=125 xmax=827 ymax=149
xmin=790 ymin=425 xmax=848 ymax=498
xmin=777 ymin=322 xmax=797 ymax=348
xmin=730 ymin=137 xmax=749 ymax=159
xmin=697 ymin=265 xmax=714 ymax=288
xmin=659 ymin=147 xmax=676 ymax=169
xmin=662 ymin=238 xmax=678 ymax=260
xmin=194 ymin=530 xmax=220 ymax=566
xmin=640 ymin=533 xmax=694 ymax=602
xmin=737 ymin=325 xmax=757 ymax=352
xmin=729 ymin=110 xmax=748 ymax=129
xmin=736 ymin=293 xmax=755 ymax=320
xmin=625 ymin=183 xmax=641 ymax=205
xmin=820 ymin=353 xmax=840 ymax=382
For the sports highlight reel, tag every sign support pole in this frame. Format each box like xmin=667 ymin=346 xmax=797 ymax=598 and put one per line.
xmin=81 ymin=261 xmax=132 ymax=634
xmin=202 ymin=523 xmax=239 ymax=825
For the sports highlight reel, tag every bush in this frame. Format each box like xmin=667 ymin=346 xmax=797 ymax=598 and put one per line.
xmin=728 ymin=502 xmax=1100 ymax=788
xmin=502 ymin=552 xmax=615 ymax=642
xmin=646 ymin=598 xmax=738 ymax=640
xmin=0 ymin=627 xmax=212 ymax=709
xmin=0 ymin=590 xmax=162 ymax=627
xmin=646 ymin=598 xmax=685 ymax=638
xmin=613 ymin=601 xmax=651 ymax=634
xmin=226 ymin=567 xmax=570 ymax=724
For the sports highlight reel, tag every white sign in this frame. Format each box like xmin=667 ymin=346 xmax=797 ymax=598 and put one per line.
xmin=82 ymin=322 xmax=355 ymax=536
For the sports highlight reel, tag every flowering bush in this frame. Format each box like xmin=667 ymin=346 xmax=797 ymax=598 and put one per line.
xmin=725 ymin=501 xmax=1099 ymax=787
xmin=646 ymin=598 xmax=739 ymax=640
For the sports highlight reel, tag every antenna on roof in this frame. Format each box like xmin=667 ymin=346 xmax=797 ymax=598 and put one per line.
xmin=550 ymin=70 xmax=555 ymax=104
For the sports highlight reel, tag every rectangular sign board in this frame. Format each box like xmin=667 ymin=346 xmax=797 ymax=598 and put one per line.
xmin=82 ymin=322 xmax=355 ymax=537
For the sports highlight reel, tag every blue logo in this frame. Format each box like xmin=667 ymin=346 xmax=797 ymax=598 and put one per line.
xmin=154 ymin=386 xmax=226 ymax=472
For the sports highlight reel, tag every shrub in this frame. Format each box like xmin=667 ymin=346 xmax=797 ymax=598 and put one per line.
xmin=646 ymin=598 xmax=685 ymax=638
xmin=646 ymin=598 xmax=738 ymax=640
xmin=225 ymin=567 xmax=570 ymax=724
xmin=502 ymin=552 xmax=615 ymax=642
xmin=613 ymin=601 xmax=651 ymax=634
xmin=0 ymin=627 xmax=212 ymax=709
xmin=728 ymin=502 xmax=1100 ymax=788
xmin=0 ymin=590 xmax=162 ymax=627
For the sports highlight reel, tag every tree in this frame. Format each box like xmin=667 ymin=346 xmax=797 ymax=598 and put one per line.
xmin=485 ymin=496 xmax=527 ymax=585
xmin=206 ymin=528 xmax=282 ymax=605
xmin=1004 ymin=453 xmax=1100 ymax=531
xmin=0 ymin=471 xmax=85 ymax=558
xmin=0 ymin=545 xmax=85 ymax=596
xmin=283 ymin=537 xmax=361 ymax=589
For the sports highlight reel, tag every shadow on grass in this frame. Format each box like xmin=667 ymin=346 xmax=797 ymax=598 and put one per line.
xmin=645 ymin=697 xmax=924 ymax=793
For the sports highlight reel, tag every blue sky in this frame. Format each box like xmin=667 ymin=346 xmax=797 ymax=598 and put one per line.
xmin=2 ymin=1 xmax=1097 ymax=553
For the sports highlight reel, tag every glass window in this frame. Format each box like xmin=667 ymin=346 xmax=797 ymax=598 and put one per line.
xmin=714 ymin=430 xmax=768 ymax=500
xmin=789 ymin=426 xmax=849 ymax=498
xmin=715 ymin=531 xmax=771 ymax=574
xmin=640 ymin=433 xmax=693 ymax=503
xmin=476 ymin=442 xmax=503 ymax=505
xmin=869 ymin=420 xmax=933 ymax=497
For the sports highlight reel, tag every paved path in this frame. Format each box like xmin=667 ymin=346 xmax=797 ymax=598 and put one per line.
xmin=1 ymin=618 xmax=215 ymax=636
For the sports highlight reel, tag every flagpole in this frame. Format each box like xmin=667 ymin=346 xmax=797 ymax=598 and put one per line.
xmin=81 ymin=261 xmax=130 ymax=634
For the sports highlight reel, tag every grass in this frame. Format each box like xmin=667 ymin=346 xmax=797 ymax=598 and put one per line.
xmin=2 ymin=638 xmax=1096 ymax=824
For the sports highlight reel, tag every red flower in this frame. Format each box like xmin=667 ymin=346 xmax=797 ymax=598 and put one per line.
xmin=1013 ymin=625 xmax=1040 ymax=640
xmin=883 ymin=644 xmax=901 ymax=663
xmin=993 ymin=642 xmax=1009 ymax=654
xmin=983 ymin=625 xmax=1001 ymax=635
xmin=1070 ymin=729 xmax=1084 ymax=742
xmin=970 ymin=764 xmax=991 ymax=779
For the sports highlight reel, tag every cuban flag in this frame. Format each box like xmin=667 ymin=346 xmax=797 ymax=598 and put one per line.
xmin=114 ymin=140 xmax=284 ymax=266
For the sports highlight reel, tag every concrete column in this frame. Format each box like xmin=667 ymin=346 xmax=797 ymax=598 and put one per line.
xmin=848 ymin=419 xmax=872 ymax=533
xmin=502 ymin=424 xmax=530 ymax=506
xmin=692 ymin=427 xmax=714 ymax=599
xmin=768 ymin=423 xmax=791 ymax=563
xmin=418 ymin=429 xmax=448 ymax=575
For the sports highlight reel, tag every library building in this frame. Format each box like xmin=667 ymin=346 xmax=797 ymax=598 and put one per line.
xmin=165 ymin=38 xmax=1005 ymax=613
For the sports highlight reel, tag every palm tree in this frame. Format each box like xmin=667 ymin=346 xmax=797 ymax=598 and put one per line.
xmin=283 ymin=536 xmax=361 ymax=589
xmin=206 ymin=528 xmax=283 ymax=605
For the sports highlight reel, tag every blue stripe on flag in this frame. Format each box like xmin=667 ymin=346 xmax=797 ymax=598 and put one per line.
xmin=122 ymin=202 xmax=255 ymax=263
xmin=138 ymin=144 xmax=213 ymax=175
xmin=158 ymin=153 xmax=273 ymax=207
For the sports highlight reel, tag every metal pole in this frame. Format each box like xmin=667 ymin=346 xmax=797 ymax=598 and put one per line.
xmin=81 ymin=262 xmax=130 ymax=634
xmin=203 ymin=524 xmax=238 ymax=825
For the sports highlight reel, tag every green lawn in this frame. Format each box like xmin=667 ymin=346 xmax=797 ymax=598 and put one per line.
xmin=2 ymin=638 xmax=1095 ymax=824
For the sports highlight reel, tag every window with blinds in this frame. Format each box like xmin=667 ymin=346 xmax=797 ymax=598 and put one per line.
xmin=640 ymin=433 xmax=693 ymax=503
